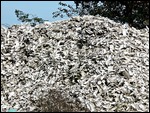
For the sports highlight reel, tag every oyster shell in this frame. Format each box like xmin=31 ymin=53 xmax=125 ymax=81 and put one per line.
xmin=1 ymin=15 xmax=149 ymax=112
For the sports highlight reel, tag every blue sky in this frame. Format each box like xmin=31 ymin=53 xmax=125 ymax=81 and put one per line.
xmin=1 ymin=1 xmax=75 ymax=26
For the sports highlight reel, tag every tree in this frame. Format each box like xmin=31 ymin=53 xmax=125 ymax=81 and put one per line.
xmin=14 ymin=1 xmax=149 ymax=29
xmin=96 ymin=1 xmax=149 ymax=29
xmin=53 ymin=1 xmax=149 ymax=29
xmin=52 ymin=2 xmax=79 ymax=18
xmin=15 ymin=9 xmax=48 ymax=26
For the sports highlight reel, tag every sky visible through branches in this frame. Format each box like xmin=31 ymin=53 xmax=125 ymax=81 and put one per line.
xmin=1 ymin=1 xmax=74 ymax=26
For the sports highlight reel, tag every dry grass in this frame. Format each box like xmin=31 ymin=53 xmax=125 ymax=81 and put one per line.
xmin=31 ymin=89 xmax=90 ymax=112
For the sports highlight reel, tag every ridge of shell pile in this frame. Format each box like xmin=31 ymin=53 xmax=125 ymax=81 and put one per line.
xmin=1 ymin=15 xmax=149 ymax=112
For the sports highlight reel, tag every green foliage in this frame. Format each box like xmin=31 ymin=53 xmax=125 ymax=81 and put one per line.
xmin=52 ymin=2 xmax=78 ymax=18
xmin=53 ymin=1 xmax=149 ymax=29
xmin=96 ymin=1 xmax=149 ymax=29
xmin=15 ymin=9 xmax=47 ymax=27
xmin=14 ymin=1 xmax=149 ymax=29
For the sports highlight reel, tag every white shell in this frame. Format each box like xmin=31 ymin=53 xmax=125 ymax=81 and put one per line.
xmin=1 ymin=15 xmax=149 ymax=112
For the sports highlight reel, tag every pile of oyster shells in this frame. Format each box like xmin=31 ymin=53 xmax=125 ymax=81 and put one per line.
xmin=1 ymin=15 xmax=149 ymax=112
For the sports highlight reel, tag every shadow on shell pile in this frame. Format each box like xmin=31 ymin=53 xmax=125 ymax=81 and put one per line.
xmin=1 ymin=15 xmax=149 ymax=112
